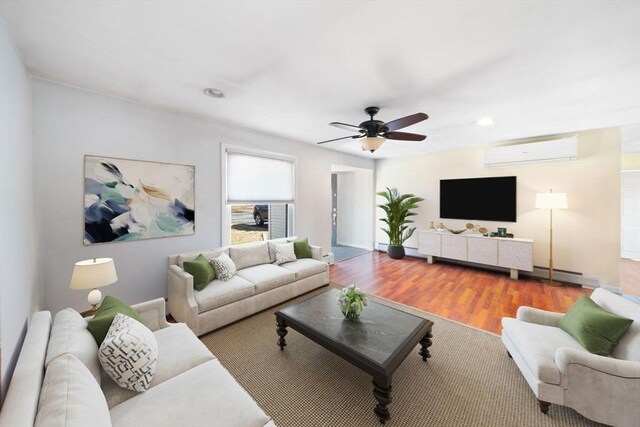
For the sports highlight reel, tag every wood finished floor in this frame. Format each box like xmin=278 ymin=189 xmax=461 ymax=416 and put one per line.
xmin=329 ymin=251 xmax=592 ymax=335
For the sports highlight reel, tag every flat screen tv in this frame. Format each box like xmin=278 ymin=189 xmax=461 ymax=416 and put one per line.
xmin=440 ymin=176 xmax=516 ymax=222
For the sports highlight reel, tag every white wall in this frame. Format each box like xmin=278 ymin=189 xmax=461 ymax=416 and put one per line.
xmin=0 ymin=16 xmax=39 ymax=401
xmin=336 ymin=170 xmax=374 ymax=249
xmin=31 ymin=79 xmax=374 ymax=314
xmin=376 ymin=128 xmax=622 ymax=288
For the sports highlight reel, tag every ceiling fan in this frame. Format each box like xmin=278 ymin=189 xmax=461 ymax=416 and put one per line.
xmin=317 ymin=106 xmax=429 ymax=153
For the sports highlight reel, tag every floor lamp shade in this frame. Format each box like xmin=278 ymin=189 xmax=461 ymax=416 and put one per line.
xmin=535 ymin=191 xmax=568 ymax=285
xmin=535 ymin=192 xmax=568 ymax=210
xmin=70 ymin=258 xmax=118 ymax=308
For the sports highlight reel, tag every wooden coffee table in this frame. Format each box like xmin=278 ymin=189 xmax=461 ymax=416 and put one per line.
xmin=275 ymin=288 xmax=434 ymax=424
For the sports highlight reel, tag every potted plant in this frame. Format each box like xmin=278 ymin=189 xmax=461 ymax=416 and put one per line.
xmin=377 ymin=187 xmax=424 ymax=259
xmin=336 ymin=284 xmax=368 ymax=319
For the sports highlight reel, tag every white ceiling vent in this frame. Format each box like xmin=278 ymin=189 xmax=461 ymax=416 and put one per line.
xmin=484 ymin=136 xmax=577 ymax=167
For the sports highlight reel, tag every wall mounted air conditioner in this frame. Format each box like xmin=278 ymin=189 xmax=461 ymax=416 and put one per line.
xmin=484 ymin=136 xmax=577 ymax=167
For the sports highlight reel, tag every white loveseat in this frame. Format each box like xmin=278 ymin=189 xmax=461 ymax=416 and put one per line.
xmin=0 ymin=299 xmax=275 ymax=427
xmin=502 ymin=288 xmax=640 ymax=427
xmin=168 ymin=238 xmax=329 ymax=336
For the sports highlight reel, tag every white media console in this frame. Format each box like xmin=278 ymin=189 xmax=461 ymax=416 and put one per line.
xmin=417 ymin=230 xmax=533 ymax=279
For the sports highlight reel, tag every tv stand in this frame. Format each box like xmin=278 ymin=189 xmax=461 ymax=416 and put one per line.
xmin=417 ymin=231 xmax=533 ymax=279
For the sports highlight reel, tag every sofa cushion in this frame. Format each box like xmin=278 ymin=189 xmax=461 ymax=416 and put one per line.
xmin=229 ymin=241 xmax=271 ymax=270
xmin=35 ymin=353 xmax=111 ymax=427
xmin=176 ymin=248 xmax=228 ymax=268
xmin=559 ymin=295 xmax=633 ymax=356
xmin=194 ymin=275 xmax=255 ymax=313
xmin=280 ymin=258 xmax=327 ymax=280
xmin=237 ymin=264 xmax=296 ymax=293
xmin=46 ymin=308 xmax=101 ymax=385
xmin=502 ymin=317 xmax=586 ymax=385
xmin=267 ymin=237 xmax=294 ymax=263
xmin=274 ymin=242 xmax=297 ymax=265
xmin=211 ymin=252 xmax=237 ymax=281
xmin=101 ymin=323 xmax=216 ymax=408
xmin=183 ymin=254 xmax=216 ymax=291
xmin=289 ymin=237 xmax=312 ymax=259
xmin=87 ymin=296 xmax=143 ymax=346
xmin=99 ymin=314 xmax=158 ymax=392
xmin=109 ymin=360 xmax=272 ymax=427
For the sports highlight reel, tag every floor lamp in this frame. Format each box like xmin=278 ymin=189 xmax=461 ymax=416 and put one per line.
xmin=535 ymin=190 xmax=568 ymax=286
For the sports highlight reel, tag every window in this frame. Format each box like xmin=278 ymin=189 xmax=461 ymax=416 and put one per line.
xmin=222 ymin=146 xmax=295 ymax=245
xmin=229 ymin=203 xmax=291 ymax=245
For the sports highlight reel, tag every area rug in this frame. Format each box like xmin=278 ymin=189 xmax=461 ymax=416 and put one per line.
xmin=200 ymin=286 xmax=602 ymax=427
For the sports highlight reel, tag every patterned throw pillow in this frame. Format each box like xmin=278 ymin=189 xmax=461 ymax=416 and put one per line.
xmin=211 ymin=252 xmax=237 ymax=281
xmin=98 ymin=313 xmax=158 ymax=392
xmin=274 ymin=242 xmax=297 ymax=265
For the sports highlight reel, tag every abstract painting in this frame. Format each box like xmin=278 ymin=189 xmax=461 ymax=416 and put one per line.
xmin=84 ymin=155 xmax=195 ymax=245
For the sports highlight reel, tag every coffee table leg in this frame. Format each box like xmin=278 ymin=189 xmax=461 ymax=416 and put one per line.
xmin=372 ymin=378 xmax=392 ymax=424
xmin=276 ymin=316 xmax=288 ymax=350
xmin=419 ymin=330 xmax=433 ymax=361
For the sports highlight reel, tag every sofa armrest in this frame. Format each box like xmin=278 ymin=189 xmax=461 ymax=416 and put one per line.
xmin=309 ymin=244 xmax=322 ymax=261
xmin=167 ymin=264 xmax=198 ymax=327
xmin=131 ymin=298 xmax=170 ymax=331
xmin=555 ymin=347 xmax=640 ymax=379
xmin=516 ymin=306 xmax=564 ymax=327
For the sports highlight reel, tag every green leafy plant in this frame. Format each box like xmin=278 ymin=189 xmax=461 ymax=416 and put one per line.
xmin=377 ymin=187 xmax=424 ymax=246
xmin=336 ymin=284 xmax=368 ymax=319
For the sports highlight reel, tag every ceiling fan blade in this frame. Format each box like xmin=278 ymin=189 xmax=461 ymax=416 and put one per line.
xmin=383 ymin=131 xmax=427 ymax=141
xmin=383 ymin=113 xmax=429 ymax=132
xmin=317 ymin=135 xmax=361 ymax=145
xmin=330 ymin=122 xmax=364 ymax=132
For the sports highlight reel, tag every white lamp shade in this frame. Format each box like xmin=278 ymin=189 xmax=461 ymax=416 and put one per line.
xmin=361 ymin=137 xmax=385 ymax=152
xmin=69 ymin=258 xmax=118 ymax=290
xmin=535 ymin=192 xmax=568 ymax=209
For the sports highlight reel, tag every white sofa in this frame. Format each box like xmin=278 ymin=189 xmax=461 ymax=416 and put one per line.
xmin=168 ymin=238 xmax=329 ymax=336
xmin=0 ymin=299 xmax=276 ymax=427
xmin=502 ymin=288 xmax=640 ymax=427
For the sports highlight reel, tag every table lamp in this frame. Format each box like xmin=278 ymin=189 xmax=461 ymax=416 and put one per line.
xmin=70 ymin=258 xmax=118 ymax=311
xmin=535 ymin=190 xmax=568 ymax=286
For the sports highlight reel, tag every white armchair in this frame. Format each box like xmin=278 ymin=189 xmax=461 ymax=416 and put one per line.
xmin=501 ymin=288 xmax=640 ymax=427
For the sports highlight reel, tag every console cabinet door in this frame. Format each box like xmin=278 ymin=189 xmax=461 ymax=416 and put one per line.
xmin=441 ymin=235 xmax=467 ymax=261
xmin=418 ymin=232 xmax=441 ymax=256
xmin=498 ymin=240 xmax=533 ymax=271
xmin=468 ymin=238 xmax=498 ymax=265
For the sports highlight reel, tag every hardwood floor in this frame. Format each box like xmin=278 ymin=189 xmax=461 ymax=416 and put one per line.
xmin=329 ymin=251 xmax=592 ymax=335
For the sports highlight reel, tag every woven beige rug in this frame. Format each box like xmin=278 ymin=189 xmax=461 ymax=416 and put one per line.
xmin=200 ymin=286 xmax=602 ymax=427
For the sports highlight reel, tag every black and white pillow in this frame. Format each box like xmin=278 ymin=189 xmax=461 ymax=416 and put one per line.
xmin=274 ymin=242 xmax=297 ymax=265
xmin=98 ymin=313 xmax=158 ymax=392
xmin=211 ymin=252 xmax=237 ymax=281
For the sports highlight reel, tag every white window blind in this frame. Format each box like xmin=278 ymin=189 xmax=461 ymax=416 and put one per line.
xmin=226 ymin=151 xmax=295 ymax=204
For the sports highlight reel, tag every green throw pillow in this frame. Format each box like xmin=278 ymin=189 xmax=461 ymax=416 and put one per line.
xmin=87 ymin=296 xmax=143 ymax=346
xmin=288 ymin=237 xmax=312 ymax=259
xmin=559 ymin=295 xmax=633 ymax=356
xmin=183 ymin=254 xmax=215 ymax=291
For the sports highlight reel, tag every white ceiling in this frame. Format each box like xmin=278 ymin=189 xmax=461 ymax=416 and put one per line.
xmin=1 ymin=1 xmax=639 ymax=159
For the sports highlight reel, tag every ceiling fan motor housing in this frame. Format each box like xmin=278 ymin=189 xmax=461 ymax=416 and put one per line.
xmin=360 ymin=120 xmax=386 ymax=137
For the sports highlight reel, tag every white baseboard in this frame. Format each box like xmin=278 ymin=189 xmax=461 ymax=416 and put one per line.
xmin=376 ymin=243 xmax=605 ymax=289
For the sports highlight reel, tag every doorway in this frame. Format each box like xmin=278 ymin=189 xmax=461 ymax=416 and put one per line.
xmin=621 ymin=170 xmax=640 ymax=296
xmin=330 ymin=165 xmax=374 ymax=263
xmin=620 ymin=125 xmax=640 ymax=297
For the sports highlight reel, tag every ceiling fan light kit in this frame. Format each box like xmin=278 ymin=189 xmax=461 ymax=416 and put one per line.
xmin=317 ymin=106 xmax=429 ymax=153
xmin=361 ymin=136 xmax=385 ymax=153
